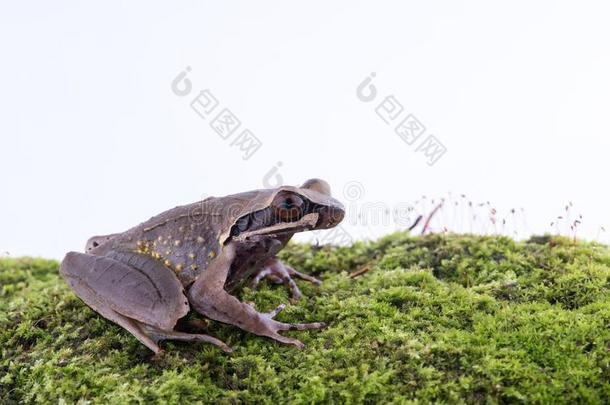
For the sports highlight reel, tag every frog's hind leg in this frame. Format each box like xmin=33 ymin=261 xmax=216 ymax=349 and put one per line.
xmin=60 ymin=251 xmax=230 ymax=354
xmin=251 ymin=258 xmax=322 ymax=304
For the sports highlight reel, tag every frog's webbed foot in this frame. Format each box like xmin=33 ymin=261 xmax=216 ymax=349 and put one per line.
xmin=189 ymin=244 xmax=326 ymax=349
xmin=251 ymin=258 xmax=322 ymax=304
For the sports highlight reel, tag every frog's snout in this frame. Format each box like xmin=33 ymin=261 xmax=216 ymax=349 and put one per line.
xmin=85 ymin=234 xmax=118 ymax=253
xmin=318 ymin=204 xmax=345 ymax=229
xmin=329 ymin=205 xmax=345 ymax=226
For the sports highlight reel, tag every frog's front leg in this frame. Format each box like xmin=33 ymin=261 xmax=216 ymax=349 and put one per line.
xmin=188 ymin=243 xmax=325 ymax=349
xmin=251 ymin=258 xmax=322 ymax=304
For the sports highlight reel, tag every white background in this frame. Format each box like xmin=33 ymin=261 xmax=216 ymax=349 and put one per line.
xmin=1 ymin=1 xmax=609 ymax=259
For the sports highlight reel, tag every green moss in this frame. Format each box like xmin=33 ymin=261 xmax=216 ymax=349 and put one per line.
xmin=2 ymin=234 xmax=610 ymax=403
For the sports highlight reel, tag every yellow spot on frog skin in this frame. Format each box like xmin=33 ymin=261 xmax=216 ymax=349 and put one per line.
xmin=208 ymin=251 xmax=216 ymax=259
xmin=152 ymin=252 xmax=161 ymax=259
xmin=165 ymin=250 xmax=171 ymax=256
xmin=135 ymin=240 xmax=152 ymax=255
xmin=174 ymin=240 xmax=182 ymax=247
xmin=164 ymin=259 xmax=172 ymax=268
xmin=190 ymin=264 xmax=198 ymax=271
xmin=188 ymin=252 xmax=196 ymax=260
xmin=175 ymin=263 xmax=183 ymax=272
xmin=197 ymin=236 xmax=205 ymax=244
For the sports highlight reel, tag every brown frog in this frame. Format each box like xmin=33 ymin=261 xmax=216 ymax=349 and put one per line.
xmin=60 ymin=179 xmax=345 ymax=354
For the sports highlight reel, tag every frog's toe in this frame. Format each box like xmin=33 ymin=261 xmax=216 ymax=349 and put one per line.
xmin=286 ymin=266 xmax=322 ymax=286
xmin=275 ymin=320 xmax=327 ymax=332
xmin=269 ymin=334 xmax=305 ymax=350
xmin=147 ymin=327 xmax=232 ymax=353
xmin=264 ymin=303 xmax=286 ymax=319
xmin=261 ymin=318 xmax=326 ymax=349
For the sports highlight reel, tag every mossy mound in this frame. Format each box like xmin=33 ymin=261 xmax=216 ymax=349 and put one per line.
xmin=2 ymin=234 xmax=610 ymax=403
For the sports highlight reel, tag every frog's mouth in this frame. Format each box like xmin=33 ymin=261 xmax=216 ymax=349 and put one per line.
xmin=231 ymin=212 xmax=319 ymax=243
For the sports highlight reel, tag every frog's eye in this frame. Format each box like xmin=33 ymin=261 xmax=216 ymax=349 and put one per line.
xmin=273 ymin=194 xmax=304 ymax=222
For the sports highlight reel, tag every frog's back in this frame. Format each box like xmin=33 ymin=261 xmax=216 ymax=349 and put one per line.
xmin=104 ymin=200 xmax=226 ymax=287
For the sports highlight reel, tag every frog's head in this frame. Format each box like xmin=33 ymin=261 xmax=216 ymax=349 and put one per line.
xmin=219 ymin=178 xmax=345 ymax=245
xmin=275 ymin=178 xmax=345 ymax=230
